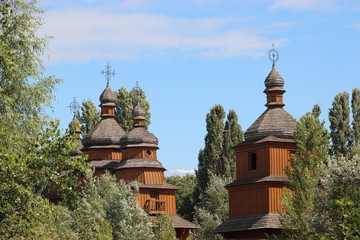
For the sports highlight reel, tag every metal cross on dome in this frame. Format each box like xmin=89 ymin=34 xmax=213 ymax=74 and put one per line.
xmin=68 ymin=97 xmax=80 ymax=115
xmin=268 ymin=43 xmax=279 ymax=65
xmin=101 ymin=63 xmax=116 ymax=86
xmin=134 ymin=81 xmax=141 ymax=99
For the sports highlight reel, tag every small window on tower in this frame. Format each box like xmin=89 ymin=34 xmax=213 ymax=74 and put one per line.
xmin=249 ymin=152 xmax=257 ymax=171
xmin=146 ymin=149 xmax=152 ymax=157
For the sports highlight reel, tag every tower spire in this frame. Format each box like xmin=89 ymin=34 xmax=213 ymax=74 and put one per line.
xmin=264 ymin=45 xmax=285 ymax=108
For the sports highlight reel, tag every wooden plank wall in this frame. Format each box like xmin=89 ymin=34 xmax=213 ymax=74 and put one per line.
xmin=122 ymin=148 xmax=157 ymax=160
xmin=116 ymin=168 xmax=165 ymax=185
xmin=235 ymin=146 xmax=269 ymax=179
xmin=85 ymin=148 xmax=122 ymax=160
xmin=228 ymin=184 xmax=269 ymax=216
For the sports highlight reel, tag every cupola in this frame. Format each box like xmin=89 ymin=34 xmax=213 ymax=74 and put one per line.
xmin=120 ymin=102 xmax=158 ymax=149
xmin=244 ymin=48 xmax=296 ymax=142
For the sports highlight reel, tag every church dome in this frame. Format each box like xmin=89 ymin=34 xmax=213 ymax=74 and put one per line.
xmin=120 ymin=127 xmax=158 ymax=148
xmin=82 ymin=118 xmax=125 ymax=147
xmin=244 ymin=108 xmax=296 ymax=142
xmin=82 ymin=85 xmax=125 ymax=148
xmin=244 ymin=62 xmax=296 ymax=142
xmin=264 ymin=64 xmax=284 ymax=91
xmin=99 ymin=86 xmax=116 ymax=105
xmin=120 ymin=102 xmax=158 ymax=148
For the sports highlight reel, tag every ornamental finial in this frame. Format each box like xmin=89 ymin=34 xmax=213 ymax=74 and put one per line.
xmin=268 ymin=43 xmax=279 ymax=66
xmin=68 ymin=97 xmax=80 ymax=116
xmin=101 ymin=63 xmax=116 ymax=87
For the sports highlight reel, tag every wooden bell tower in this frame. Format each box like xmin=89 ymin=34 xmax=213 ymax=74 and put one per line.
xmin=215 ymin=48 xmax=297 ymax=239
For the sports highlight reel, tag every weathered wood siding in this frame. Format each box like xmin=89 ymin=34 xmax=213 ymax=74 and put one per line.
xmin=122 ymin=147 xmax=157 ymax=160
xmin=228 ymin=184 xmax=268 ymax=216
xmin=84 ymin=148 xmax=122 ymax=160
xmin=115 ymin=168 xmax=165 ymax=185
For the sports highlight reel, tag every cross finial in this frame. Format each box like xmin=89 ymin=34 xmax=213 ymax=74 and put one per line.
xmin=101 ymin=63 xmax=116 ymax=86
xmin=134 ymin=81 xmax=141 ymax=99
xmin=68 ymin=97 xmax=80 ymax=116
xmin=268 ymin=43 xmax=279 ymax=66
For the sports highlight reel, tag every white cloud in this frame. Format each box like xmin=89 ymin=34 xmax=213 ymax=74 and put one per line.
xmin=271 ymin=0 xmax=337 ymax=11
xmin=347 ymin=22 xmax=360 ymax=29
xmin=39 ymin=7 xmax=288 ymax=64
xmin=165 ymin=169 xmax=195 ymax=176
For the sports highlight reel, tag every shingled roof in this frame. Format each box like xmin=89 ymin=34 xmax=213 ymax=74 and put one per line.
xmin=148 ymin=215 xmax=200 ymax=229
xmin=244 ymin=107 xmax=296 ymax=142
xmin=82 ymin=86 xmax=125 ymax=148
xmin=120 ymin=102 xmax=158 ymax=148
xmin=82 ymin=118 xmax=125 ymax=147
xmin=213 ymin=213 xmax=281 ymax=234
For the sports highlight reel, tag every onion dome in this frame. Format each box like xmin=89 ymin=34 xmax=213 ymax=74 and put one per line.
xmin=99 ymin=86 xmax=116 ymax=106
xmin=244 ymin=63 xmax=296 ymax=142
xmin=265 ymin=64 xmax=284 ymax=91
xmin=120 ymin=102 xmax=158 ymax=148
xmin=82 ymin=86 xmax=125 ymax=148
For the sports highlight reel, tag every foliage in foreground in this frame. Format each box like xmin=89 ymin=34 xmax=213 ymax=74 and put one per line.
xmin=280 ymin=112 xmax=360 ymax=239
xmin=166 ymin=174 xmax=197 ymax=221
xmin=153 ymin=214 xmax=177 ymax=240
xmin=75 ymin=172 xmax=155 ymax=240
xmin=192 ymin=174 xmax=231 ymax=240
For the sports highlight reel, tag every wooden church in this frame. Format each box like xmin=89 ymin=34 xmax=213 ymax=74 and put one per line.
xmin=69 ymin=70 xmax=199 ymax=239
xmin=214 ymin=55 xmax=297 ymax=239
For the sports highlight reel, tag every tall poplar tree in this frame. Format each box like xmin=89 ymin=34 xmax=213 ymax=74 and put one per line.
xmin=351 ymin=88 xmax=360 ymax=145
xmin=329 ymin=92 xmax=351 ymax=156
xmin=115 ymin=86 xmax=151 ymax=131
xmin=223 ymin=110 xmax=244 ymax=178
xmin=311 ymin=104 xmax=321 ymax=119
xmin=77 ymin=99 xmax=100 ymax=135
xmin=196 ymin=105 xmax=243 ymax=193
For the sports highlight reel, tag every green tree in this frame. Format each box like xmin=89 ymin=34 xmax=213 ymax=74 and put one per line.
xmin=76 ymin=172 xmax=154 ymax=240
xmin=223 ymin=110 xmax=244 ymax=179
xmin=0 ymin=121 xmax=88 ymax=239
xmin=153 ymin=214 xmax=177 ymax=240
xmin=115 ymin=86 xmax=151 ymax=131
xmin=193 ymin=174 xmax=231 ymax=240
xmin=352 ymin=88 xmax=360 ymax=145
xmin=0 ymin=1 xmax=89 ymax=237
xmin=166 ymin=174 xmax=197 ymax=221
xmin=0 ymin=0 xmax=60 ymax=134
xmin=196 ymin=105 xmax=243 ymax=194
xmin=280 ymin=113 xmax=330 ymax=239
xmin=77 ymin=99 xmax=100 ymax=135
xmin=312 ymin=104 xmax=321 ymax=118
xmin=309 ymin=156 xmax=360 ymax=239
xmin=196 ymin=104 xmax=226 ymax=193
xmin=329 ymin=92 xmax=352 ymax=156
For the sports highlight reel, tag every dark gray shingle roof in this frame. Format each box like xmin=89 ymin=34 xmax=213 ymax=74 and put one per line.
xmin=214 ymin=213 xmax=280 ymax=234
xmin=127 ymin=181 xmax=179 ymax=190
xmin=264 ymin=64 xmax=284 ymax=91
xmin=82 ymin=118 xmax=125 ymax=147
xmin=244 ymin=108 xmax=296 ymax=142
xmin=99 ymin=86 xmax=116 ymax=104
xmin=226 ymin=175 xmax=288 ymax=188
xmin=120 ymin=127 xmax=158 ymax=148
xmin=148 ymin=215 xmax=200 ymax=229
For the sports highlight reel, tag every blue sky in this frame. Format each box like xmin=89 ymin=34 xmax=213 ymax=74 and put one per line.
xmin=39 ymin=0 xmax=360 ymax=176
